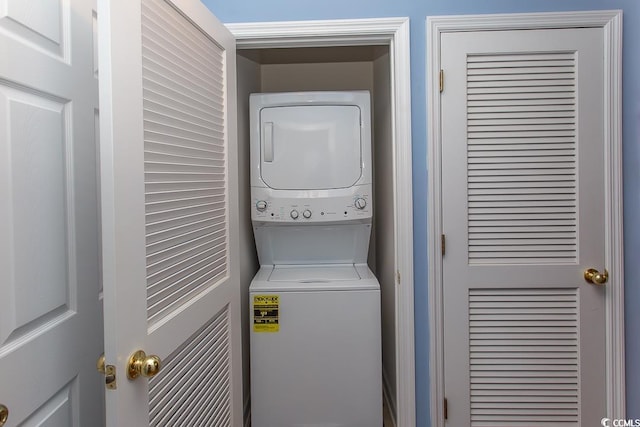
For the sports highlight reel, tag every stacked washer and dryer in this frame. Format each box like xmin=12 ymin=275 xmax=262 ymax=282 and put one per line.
xmin=248 ymin=91 xmax=382 ymax=427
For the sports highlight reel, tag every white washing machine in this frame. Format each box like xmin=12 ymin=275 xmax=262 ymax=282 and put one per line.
xmin=249 ymin=91 xmax=382 ymax=427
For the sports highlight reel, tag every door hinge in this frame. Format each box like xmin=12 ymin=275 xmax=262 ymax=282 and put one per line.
xmin=439 ymin=69 xmax=444 ymax=93
xmin=441 ymin=234 xmax=446 ymax=256
xmin=397 ymin=270 xmax=401 ymax=285
xmin=444 ymin=397 xmax=448 ymax=420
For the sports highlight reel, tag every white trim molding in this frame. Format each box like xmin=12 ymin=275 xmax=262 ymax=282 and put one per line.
xmin=228 ymin=17 xmax=410 ymax=48
xmin=426 ymin=10 xmax=624 ymax=427
xmin=228 ymin=18 xmax=415 ymax=427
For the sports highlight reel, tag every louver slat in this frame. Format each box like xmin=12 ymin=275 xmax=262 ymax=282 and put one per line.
xmin=142 ymin=0 xmax=228 ymax=325
xmin=467 ymin=52 xmax=577 ymax=264
xmin=469 ymin=289 xmax=579 ymax=427
xmin=149 ymin=307 xmax=231 ymax=426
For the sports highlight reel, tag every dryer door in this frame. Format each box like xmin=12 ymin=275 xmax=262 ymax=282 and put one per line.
xmin=259 ymin=105 xmax=362 ymax=190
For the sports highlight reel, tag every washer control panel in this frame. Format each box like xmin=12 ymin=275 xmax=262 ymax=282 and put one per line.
xmin=252 ymin=189 xmax=372 ymax=223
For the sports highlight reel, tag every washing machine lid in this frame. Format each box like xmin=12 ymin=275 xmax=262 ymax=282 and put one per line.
xmin=268 ymin=264 xmax=361 ymax=282
xmin=259 ymin=105 xmax=362 ymax=190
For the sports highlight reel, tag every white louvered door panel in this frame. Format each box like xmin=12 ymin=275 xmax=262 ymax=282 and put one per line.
xmin=441 ymin=28 xmax=606 ymax=426
xmin=467 ymin=52 xmax=578 ymax=264
xmin=98 ymin=0 xmax=242 ymax=425
xmin=141 ymin=0 xmax=229 ymax=328
xmin=469 ymin=289 xmax=579 ymax=425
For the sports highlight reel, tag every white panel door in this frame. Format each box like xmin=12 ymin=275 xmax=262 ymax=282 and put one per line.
xmin=441 ymin=28 xmax=607 ymax=426
xmin=98 ymin=0 xmax=242 ymax=425
xmin=0 ymin=0 xmax=104 ymax=425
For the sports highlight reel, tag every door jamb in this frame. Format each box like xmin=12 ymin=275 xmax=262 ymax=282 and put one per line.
xmin=227 ymin=17 xmax=415 ymax=427
xmin=426 ymin=10 xmax=624 ymax=427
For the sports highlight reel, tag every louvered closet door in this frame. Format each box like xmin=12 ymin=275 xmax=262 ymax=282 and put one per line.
xmin=441 ymin=28 xmax=606 ymax=426
xmin=98 ymin=0 xmax=242 ymax=425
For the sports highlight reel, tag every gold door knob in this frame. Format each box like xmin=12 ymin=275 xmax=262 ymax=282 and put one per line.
xmin=127 ymin=350 xmax=161 ymax=380
xmin=584 ymin=268 xmax=609 ymax=285
xmin=0 ymin=404 xmax=8 ymax=427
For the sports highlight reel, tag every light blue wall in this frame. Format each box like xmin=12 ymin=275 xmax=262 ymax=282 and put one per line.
xmin=203 ymin=0 xmax=640 ymax=424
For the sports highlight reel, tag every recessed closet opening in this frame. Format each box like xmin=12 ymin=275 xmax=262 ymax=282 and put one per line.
xmin=234 ymin=44 xmax=398 ymax=421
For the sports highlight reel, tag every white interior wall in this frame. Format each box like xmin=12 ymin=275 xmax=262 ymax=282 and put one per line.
xmin=235 ymin=46 xmax=396 ymax=418
xmin=260 ymin=62 xmax=374 ymax=92
xmin=372 ymin=48 xmax=397 ymax=416
xmin=236 ymin=54 xmax=261 ymax=413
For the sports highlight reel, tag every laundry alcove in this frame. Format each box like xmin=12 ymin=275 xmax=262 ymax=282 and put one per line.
xmin=234 ymin=43 xmax=402 ymax=423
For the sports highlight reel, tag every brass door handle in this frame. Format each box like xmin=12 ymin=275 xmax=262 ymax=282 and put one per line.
xmin=584 ymin=268 xmax=609 ymax=285
xmin=0 ymin=404 xmax=8 ymax=427
xmin=127 ymin=350 xmax=161 ymax=380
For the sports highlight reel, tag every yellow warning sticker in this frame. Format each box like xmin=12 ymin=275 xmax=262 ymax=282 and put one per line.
xmin=253 ymin=295 xmax=279 ymax=332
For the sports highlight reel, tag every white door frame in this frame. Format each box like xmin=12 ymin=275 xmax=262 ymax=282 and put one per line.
xmin=426 ymin=10 xmax=624 ymax=427
xmin=226 ymin=18 xmax=415 ymax=427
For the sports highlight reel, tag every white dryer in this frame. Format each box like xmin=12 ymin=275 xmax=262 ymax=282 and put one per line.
xmin=249 ymin=91 xmax=382 ymax=427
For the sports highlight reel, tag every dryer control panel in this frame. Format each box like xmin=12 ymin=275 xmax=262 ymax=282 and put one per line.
xmin=251 ymin=187 xmax=372 ymax=223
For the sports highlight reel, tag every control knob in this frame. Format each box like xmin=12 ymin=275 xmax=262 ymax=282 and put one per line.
xmin=354 ymin=198 xmax=367 ymax=210
xmin=303 ymin=209 xmax=312 ymax=219
xmin=290 ymin=210 xmax=299 ymax=220
xmin=256 ymin=200 xmax=267 ymax=212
